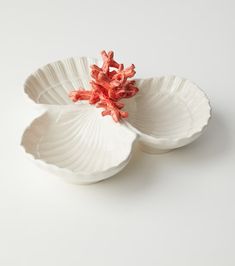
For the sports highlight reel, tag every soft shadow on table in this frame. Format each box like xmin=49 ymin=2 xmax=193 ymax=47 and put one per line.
xmin=98 ymin=142 xmax=159 ymax=194
xmin=81 ymin=110 xmax=229 ymax=196
xmin=169 ymin=110 xmax=230 ymax=164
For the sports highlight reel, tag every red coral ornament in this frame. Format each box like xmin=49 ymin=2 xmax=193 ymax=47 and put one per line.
xmin=69 ymin=50 xmax=139 ymax=122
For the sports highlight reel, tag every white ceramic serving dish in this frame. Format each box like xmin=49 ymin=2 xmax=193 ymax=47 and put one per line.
xmin=21 ymin=57 xmax=211 ymax=184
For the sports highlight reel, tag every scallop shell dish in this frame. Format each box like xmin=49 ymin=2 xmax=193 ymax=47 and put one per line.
xmin=21 ymin=50 xmax=211 ymax=184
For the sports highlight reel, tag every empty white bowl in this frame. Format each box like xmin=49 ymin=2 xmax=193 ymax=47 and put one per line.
xmin=21 ymin=57 xmax=211 ymax=183
xmin=21 ymin=105 xmax=136 ymax=184
xmin=124 ymin=76 xmax=211 ymax=153
xmin=24 ymin=57 xmax=98 ymax=105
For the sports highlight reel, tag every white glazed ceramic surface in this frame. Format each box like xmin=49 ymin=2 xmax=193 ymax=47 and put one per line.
xmin=24 ymin=57 xmax=98 ymax=105
xmin=124 ymin=76 xmax=211 ymax=153
xmin=21 ymin=57 xmax=211 ymax=183
xmin=21 ymin=105 xmax=136 ymax=184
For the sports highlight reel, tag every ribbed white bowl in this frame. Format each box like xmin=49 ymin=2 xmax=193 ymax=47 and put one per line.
xmin=21 ymin=105 xmax=136 ymax=184
xmin=24 ymin=57 xmax=98 ymax=105
xmin=21 ymin=57 xmax=211 ymax=183
xmin=124 ymin=76 xmax=211 ymax=153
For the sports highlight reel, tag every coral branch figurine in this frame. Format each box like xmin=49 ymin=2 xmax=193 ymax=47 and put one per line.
xmin=69 ymin=50 xmax=139 ymax=122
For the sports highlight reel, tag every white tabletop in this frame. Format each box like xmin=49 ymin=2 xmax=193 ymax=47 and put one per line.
xmin=0 ymin=1 xmax=234 ymax=265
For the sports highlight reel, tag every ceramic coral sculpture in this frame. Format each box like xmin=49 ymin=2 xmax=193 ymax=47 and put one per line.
xmin=69 ymin=50 xmax=139 ymax=122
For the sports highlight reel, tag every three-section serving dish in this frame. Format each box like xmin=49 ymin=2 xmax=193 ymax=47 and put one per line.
xmin=21 ymin=52 xmax=211 ymax=184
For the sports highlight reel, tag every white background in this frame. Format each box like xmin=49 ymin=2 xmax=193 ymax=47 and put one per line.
xmin=0 ymin=0 xmax=235 ymax=265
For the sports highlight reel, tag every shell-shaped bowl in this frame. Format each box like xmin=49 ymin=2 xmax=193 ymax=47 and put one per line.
xmin=21 ymin=105 xmax=136 ymax=184
xmin=124 ymin=76 xmax=211 ymax=153
xmin=21 ymin=56 xmax=211 ymax=183
xmin=24 ymin=56 xmax=99 ymax=105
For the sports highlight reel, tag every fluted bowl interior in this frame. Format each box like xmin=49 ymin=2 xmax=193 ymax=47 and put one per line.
xmin=21 ymin=105 xmax=136 ymax=183
xmin=124 ymin=76 xmax=211 ymax=151
xmin=24 ymin=57 xmax=99 ymax=105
